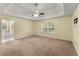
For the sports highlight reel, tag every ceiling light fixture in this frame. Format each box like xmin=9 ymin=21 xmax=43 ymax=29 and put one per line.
xmin=33 ymin=3 xmax=39 ymax=17
xmin=33 ymin=10 xmax=39 ymax=17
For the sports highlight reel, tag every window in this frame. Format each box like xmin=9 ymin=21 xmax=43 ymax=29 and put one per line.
xmin=42 ymin=22 xmax=54 ymax=33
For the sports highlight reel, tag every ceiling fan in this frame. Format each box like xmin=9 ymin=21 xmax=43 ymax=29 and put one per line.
xmin=32 ymin=3 xmax=45 ymax=17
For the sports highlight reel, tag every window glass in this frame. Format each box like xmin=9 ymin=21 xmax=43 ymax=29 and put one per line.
xmin=42 ymin=22 xmax=54 ymax=33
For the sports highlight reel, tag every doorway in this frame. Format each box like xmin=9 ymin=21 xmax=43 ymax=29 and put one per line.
xmin=2 ymin=18 xmax=14 ymax=43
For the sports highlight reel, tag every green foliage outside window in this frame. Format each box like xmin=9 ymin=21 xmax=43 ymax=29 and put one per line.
xmin=43 ymin=22 xmax=54 ymax=33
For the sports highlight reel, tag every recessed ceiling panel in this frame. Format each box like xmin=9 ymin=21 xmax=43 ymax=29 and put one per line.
xmin=0 ymin=3 xmax=78 ymax=20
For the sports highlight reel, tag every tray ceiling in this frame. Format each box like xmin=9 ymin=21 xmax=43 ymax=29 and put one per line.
xmin=0 ymin=3 xmax=78 ymax=20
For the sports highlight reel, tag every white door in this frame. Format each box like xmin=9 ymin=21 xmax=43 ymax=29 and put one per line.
xmin=2 ymin=19 xmax=14 ymax=43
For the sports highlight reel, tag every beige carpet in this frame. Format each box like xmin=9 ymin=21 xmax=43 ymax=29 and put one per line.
xmin=0 ymin=36 xmax=77 ymax=56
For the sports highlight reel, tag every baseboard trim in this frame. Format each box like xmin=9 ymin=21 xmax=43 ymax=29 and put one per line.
xmin=15 ymin=35 xmax=34 ymax=40
xmin=72 ymin=41 xmax=79 ymax=56
xmin=2 ymin=38 xmax=14 ymax=43
xmin=35 ymin=35 xmax=72 ymax=42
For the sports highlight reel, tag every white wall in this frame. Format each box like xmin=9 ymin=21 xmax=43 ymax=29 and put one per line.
xmin=72 ymin=5 xmax=79 ymax=55
xmin=0 ymin=16 xmax=73 ymax=42
xmin=0 ymin=16 xmax=34 ymax=41
xmin=14 ymin=18 xmax=34 ymax=39
xmin=0 ymin=17 xmax=2 ymax=42
xmin=34 ymin=16 xmax=72 ymax=41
